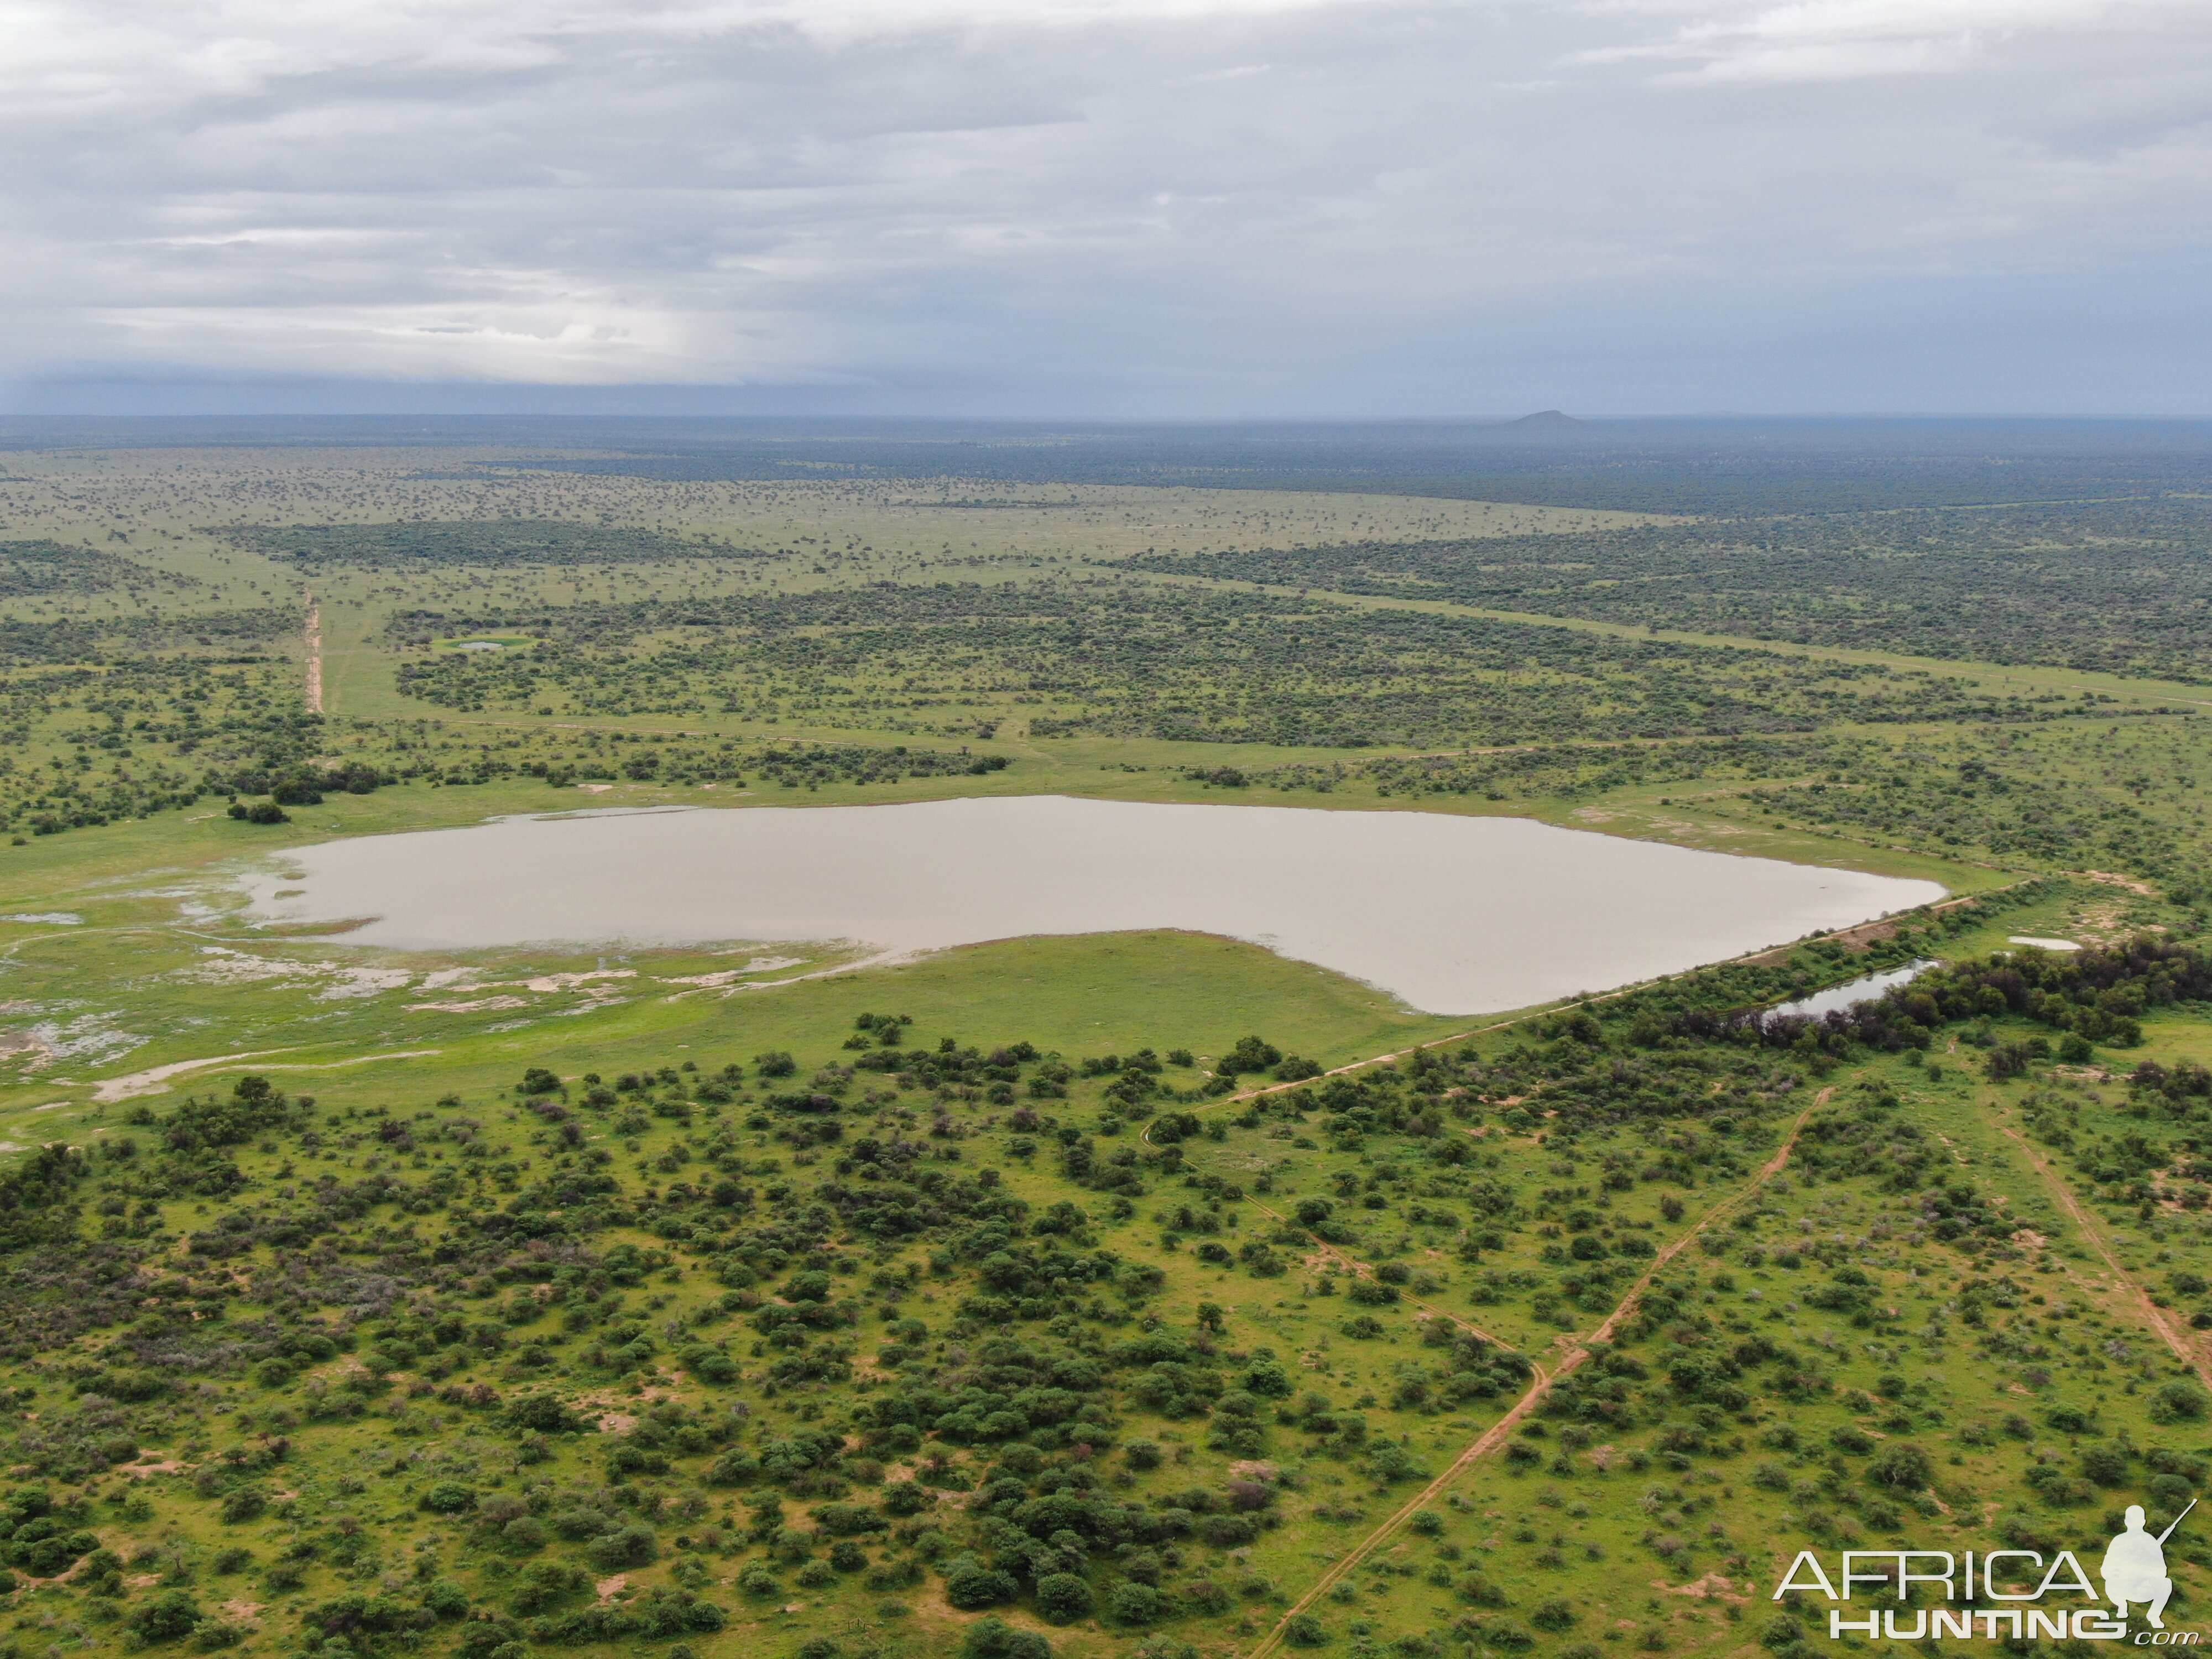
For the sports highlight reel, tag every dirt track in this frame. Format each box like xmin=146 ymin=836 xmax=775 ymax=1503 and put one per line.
xmin=1999 ymin=1119 xmax=2212 ymax=1391
xmin=1241 ymin=1089 xmax=1830 ymax=1659
xmin=304 ymin=595 xmax=324 ymax=714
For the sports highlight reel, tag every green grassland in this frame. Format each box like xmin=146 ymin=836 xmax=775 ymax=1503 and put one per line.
xmin=1 ymin=440 xmax=2211 ymax=1659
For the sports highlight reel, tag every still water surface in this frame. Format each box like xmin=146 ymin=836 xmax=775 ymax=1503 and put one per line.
xmin=1766 ymin=960 xmax=1938 ymax=1023
xmin=239 ymin=797 xmax=1945 ymax=1016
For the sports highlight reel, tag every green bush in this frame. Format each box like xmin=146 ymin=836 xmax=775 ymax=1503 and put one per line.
xmin=1866 ymin=1443 xmax=1931 ymax=1490
xmin=424 ymin=1580 xmax=471 ymax=1619
xmin=1532 ymin=1600 xmax=1578 ymax=1631
xmin=1035 ymin=1572 xmax=1094 ymax=1623
xmin=420 ymin=1482 xmax=477 ymax=1514
xmin=218 ymin=1489 xmax=265 ymax=1524
xmin=127 ymin=1591 xmax=204 ymax=1644
xmin=945 ymin=1561 xmax=1019 ymax=1610
xmin=1285 ymin=1614 xmax=1330 ymax=1647
xmin=586 ymin=1526 xmax=657 ymax=1569
xmin=1110 ymin=1583 xmax=1166 ymax=1626
xmin=2153 ymin=1381 xmax=2209 ymax=1423
xmin=963 ymin=1616 xmax=1052 ymax=1659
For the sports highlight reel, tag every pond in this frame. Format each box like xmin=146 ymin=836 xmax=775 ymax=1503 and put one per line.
xmin=237 ymin=796 xmax=1947 ymax=1016
xmin=1765 ymin=959 xmax=1938 ymax=1023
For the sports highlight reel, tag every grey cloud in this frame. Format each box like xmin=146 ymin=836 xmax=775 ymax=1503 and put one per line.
xmin=3 ymin=0 xmax=2211 ymax=410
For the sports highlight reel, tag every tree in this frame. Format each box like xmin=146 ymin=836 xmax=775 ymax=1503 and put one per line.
xmin=1035 ymin=1574 xmax=1094 ymax=1624
xmin=1867 ymin=1443 xmax=1931 ymax=1490
xmin=963 ymin=1617 xmax=1052 ymax=1659
xmin=1218 ymin=1036 xmax=1282 ymax=1076
xmin=424 ymin=1580 xmax=471 ymax=1619
xmin=586 ymin=1526 xmax=658 ymax=1569
xmin=945 ymin=1561 xmax=1019 ymax=1610
xmin=2153 ymin=1381 xmax=2208 ymax=1423
xmin=1109 ymin=1583 xmax=1165 ymax=1626
xmin=127 ymin=1592 xmax=204 ymax=1644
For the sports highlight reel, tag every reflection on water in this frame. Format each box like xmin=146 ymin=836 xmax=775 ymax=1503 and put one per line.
xmin=1767 ymin=960 xmax=1938 ymax=1023
xmin=238 ymin=796 xmax=1947 ymax=1017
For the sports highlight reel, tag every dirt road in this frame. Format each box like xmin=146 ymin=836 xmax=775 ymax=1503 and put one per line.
xmin=304 ymin=594 xmax=323 ymax=714
xmin=1243 ymin=1091 xmax=1829 ymax=1659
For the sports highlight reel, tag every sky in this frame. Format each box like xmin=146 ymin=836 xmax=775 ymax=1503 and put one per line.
xmin=4 ymin=0 xmax=2211 ymax=416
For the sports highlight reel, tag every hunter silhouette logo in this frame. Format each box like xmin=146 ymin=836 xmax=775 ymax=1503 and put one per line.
xmin=2105 ymin=1502 xmax=2192 ymax=1630
xmin=1773 ymin=1499 xmax=2197 ymax=1643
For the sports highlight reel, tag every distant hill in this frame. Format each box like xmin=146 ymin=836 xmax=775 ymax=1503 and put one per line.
xmin=1502 ymin=409 xmax=1584 ymax=430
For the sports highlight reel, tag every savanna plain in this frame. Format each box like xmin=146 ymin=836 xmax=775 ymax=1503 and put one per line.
xmin=1 ymin=420 xmax=2210 ymax=1659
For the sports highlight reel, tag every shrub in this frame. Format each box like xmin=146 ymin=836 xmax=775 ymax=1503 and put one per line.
xmin=945 ymin=1561 xmax=1019 ymax=1610
xmin=1035 ymin=1573 xmax=1094 ymax=1623
xmin=505 ymin=1394 xmax=585 ymax=1434
xmin=219 ymin=1489 xmax=266 ymax=1524
xmin=883 ymin=1481 xmax=930 ymax=1515
xmin=1110 ymin=1583 xmax=1166 ymax=1626
xmin=510 ymin=1562 xmax=591 ymax=1615
xmin=1285 ymin=1614 xmax=1331 ymax=1647
xmin=421 ymin=1482 xmax=477 ymax=1514
xmin=963 ymin=1616 xmax=1053 ymax=1659
xmin=424 ymin=1579 xmax=471 ymax=1619
xmin=1532 ymin=1600 xmax=1578 ymax=1631
xmin=127 ymin=1592 xmax=205 ymax=1644
xmin=586 ymin=1526 xmax=658 ymax=1569
xmin=2082 ymin=1444 xmax=2132 ymax=1486
xmin=810 ymin=1502 xmax=887 ymax=1536
xmin=2153 ymin=1381 xmax=2209 ymax=1423
xmin=1867 ymin=1444 xmax=1931 ymax=1490
xmin=1123 ymin=1441 xmax=1162 ymax=1470
xmin=1180 ymin=1580 xmax=1230 ymax=1615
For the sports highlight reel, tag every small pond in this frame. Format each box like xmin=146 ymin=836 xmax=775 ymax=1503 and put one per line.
xmin=1766 ymin=959 xmax=1938 ymax=1024
xmin=237 ymin=796 xmax=1946 ymax=1016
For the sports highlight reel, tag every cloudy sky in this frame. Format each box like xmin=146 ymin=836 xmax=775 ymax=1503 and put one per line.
xmin=4 ymin=0 xmax=2210 ymax=415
